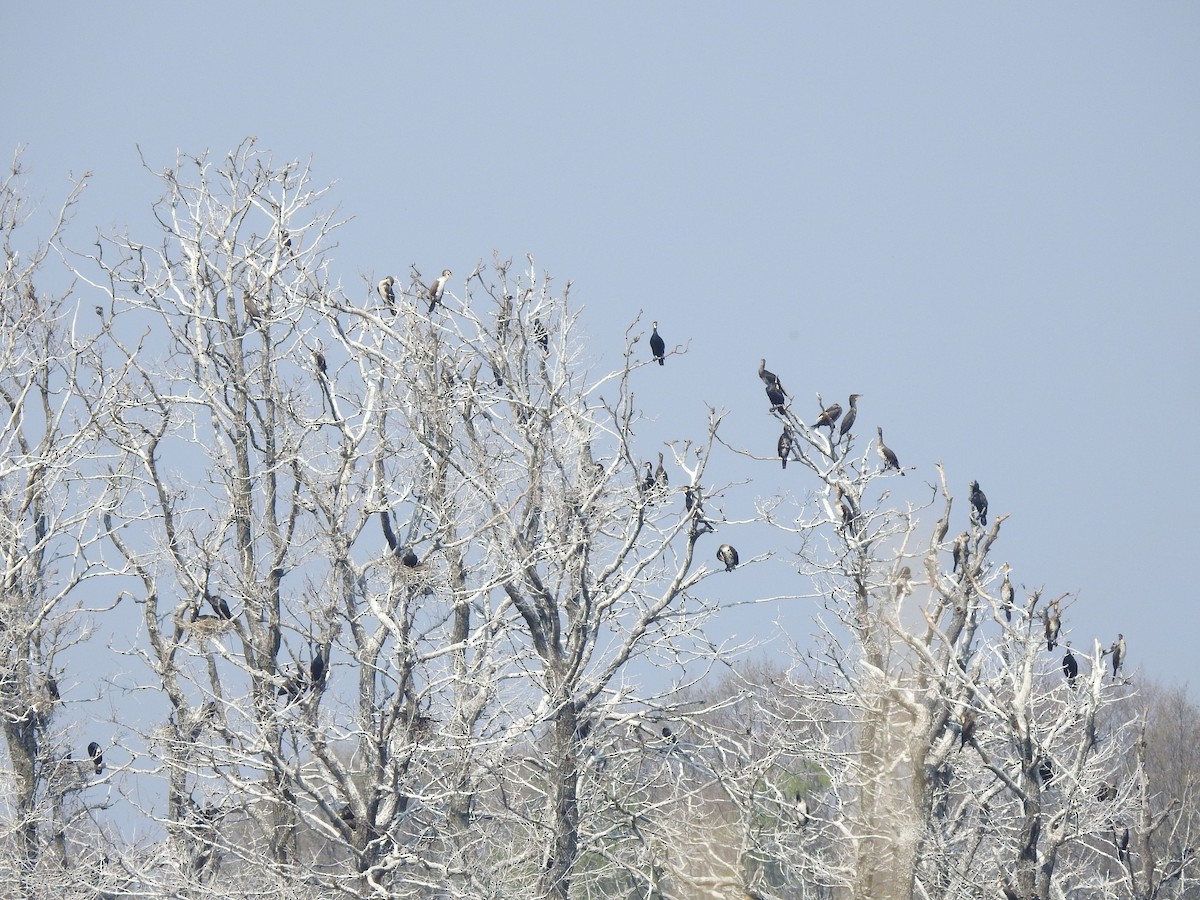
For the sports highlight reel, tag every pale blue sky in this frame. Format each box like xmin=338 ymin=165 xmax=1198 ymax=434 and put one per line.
xmin=7 ymin=4 xmax=1198 ymax=705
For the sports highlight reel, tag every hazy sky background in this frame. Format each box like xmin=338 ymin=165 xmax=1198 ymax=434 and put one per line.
xmin=6 ymin=1 xmax=1198 ymax=741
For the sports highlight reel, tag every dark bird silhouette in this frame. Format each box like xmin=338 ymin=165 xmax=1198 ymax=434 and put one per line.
xmin=1115 ymin=825 xmax=1130 ymax=864
xmin=1044 ymin=603 xmax=1061 ymax=651
xmin=684 ymin=486 xmax=696 ymax=512
xmin=310 ymin=650 xmax=326 ymax=689
xmin=757 ymin=359 xmax=785 ymax=395
xmin=46 ymin=674 xmax=61 ymax=702
xmin=427 ymin=268 xmax=452 ymax=312
xmin=717 ymin=544 xmax=739 ymax=572
xmin=649 ymin=322 xmax=665 ymax=365
xmin=838 ymin=394 xmax=861 ymax=440
xmin=1110 ymin=634 xmax=1126 ymax=678
xmin=314 ymin=349 xmax=327 ymax=377
xmin=766 ymin=383 xmax=787 ymax=412
xmin=1096 ymin=781 xmax=1117 ymax=803
xmin=893 ymin=566 xmax=912 ymax=601
xmin=835 ymin=485 xmax=861 ymax=536
xmin=654 ymin=452 xmax=668 ymax=489
xmin=813 ymin=403 xmax=842 ymax=431
xmin=400 ymin=548 xmax=420 ymax=568
xmin=1062 ymin=645 xmax=1078 ymax=688
xmin=777 ymin=428 xmax=793 ymax=469
xmin=87 ymin=741 xmax=104 ymax=775
xmin=642 ymin=461 xmax=656 ymax=493
xmin=1038 ymin=757 xmax=1054 ymax=786
xmin=208 ymin=594 xmax=233 ymax=620
xmin=876 ymin=427 xmax=902 ymax=474
xmin=377 ymin=276 xmax=396 ymax=313
xmin=969 ymin=481 xmax=988 ymax=526
xmin=959 ymin=710 xmax=977 ymax=750
xmin=1000 ymin=564 xmax=1014 ymax=622
xmin=533 ymin=317 xmax=549 ymax=353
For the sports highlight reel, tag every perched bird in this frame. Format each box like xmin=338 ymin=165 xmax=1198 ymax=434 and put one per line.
xmin=717 ymin=544 xmax=739 ymax=572
xmin=959 ymin=710 xmax=977 ymax=750
xmin=795 ymin=791 xmax=811 ymax=830
xmin=757 ymin=359 xmax=785 ymax=395
xmin=533 ymin=317 xmax=549 ymax=353
xmin=893 ymin=566 xmax=913 ymax=601
xmin=876 ymin=427 xmax=902 ymax=475
xmin=649 ymin=322 xmax=665 ymax=366
xmin=1000 ymin=564 xmax=1015 ymax=622
xmin=400 ymin=548 xmax=420 ymax=568
xmin=969 ymin=481 xmax=988 ymax=526
xmin=654 ymin=452 xmax=669 ymax=489
xmin=314 ymin=349 xmax=327 ymax=377
xmin=766 ymin=383 xmax=787 ymax=412
xmin=310 ymin=650 xmax=326 ymax=689
xmin=1115 ymin=825 xmax=1130 ymax=864
xmin=952 ymin=532 xmax=969 ymax=573
xmin=1038 ymin=757 xmax=1055 ymax=786
xmin=1062 ymin=645 xmax=1079 ymax=688
xmin=835 ymin=484 xmax=860 ymax=535
xmin=243 ymin=289 xmax=263 ymax=325
xmin=427 ymin=268 xmax=452 ymax=312
xmin=642 ymin=461 xmax=656 ymax=493
xmin=838 ymin=394 xmax=861 ymax=440
xmin=813 ymin=403 xmax=842 ymax=431
xmin=1096 ymin=781 xmax=1117 ymax=803
xmin=684 ymin=485 xmax=697 ymax=512
xmin=208 ymin=593 xmax=234 ymax=620
xmin=1044 ymin=603 xmax=1061 ymax=651
xmin=377 ymin=276 xmax=396 ymax=313
xmin=1110 ymin=634 xmax=1126 ymax=678
xmin=777 ymin=428 xmax=793 ymax=469
xmin=87 ymin=741 xmax=104 ymax=775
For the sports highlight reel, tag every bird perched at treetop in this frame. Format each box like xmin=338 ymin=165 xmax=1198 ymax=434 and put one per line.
xmin=970 ymin=481 xmax=988 ymax=526
xmin=427 ymin=269 xmax=452 ymax=312
xmin=377 ymin=276 xmax=396 ymax=313
xmin=649 ymin=322 xmax=665 ymax=365
xmin=87 ymin=741 xmax=104 ymax=775
xmin=838 ymin=394 xmax=861 ymax=440
xmin=876 ymin=427 xmax=902 ymax=475
xmin=717 ymin=544 xmax=739 ymax=572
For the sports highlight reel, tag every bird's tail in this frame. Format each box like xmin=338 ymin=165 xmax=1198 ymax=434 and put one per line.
xmin=657 ymin=358 xmax=664 ymax=366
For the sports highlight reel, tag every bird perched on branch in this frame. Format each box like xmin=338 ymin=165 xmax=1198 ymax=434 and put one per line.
xmin=1062 ymin=645 xmax=1078 ymax=688
xmin=427 ymin=268 xmax=452 ymax=313
xmin=533 ymin=317 xmax=549 ymax=353
xmin=952 ymin=532 xmax=969 ymax=574
xmin=654 ymin=452 xmax=669 ymax=490
xmin=717 ymin=544 xmax=739 ymax=572
xmin=969 ymin=481 xmax=989 ymax=526
xmin=1044 ymin=602 xmax=1061 ymax=651
xmin=838 ymin=394 xmax=861 ymax=440
xmin=649 ymin=322 xmax=665 ymax=365
xmin=310 ymin=650 xmax=326 ymax=690
xmin=777 ymin=428 xmax=793 ymax=469
xmin=959 ymin=710 xmax=977 ymax=750
xmin=87 ymin=741 xmax=104 ymax=775
xmin=876 ymin=427 xmax=902 ymax=475
xmin=893 ymin=566 xmax=913 ymax=601
xmin=1109 ymin=634 xmax=1126 ymax=678
xmin=766 ymin=383 xmax=787 ymax=412
xmin=377 ymin=276 xmax=396 ymax=313
xmin=758 ymin=359 xmax=785 ymax=395
xmin=813 ymin=403 xmax=842 ymax=432
xmin=1000 ymin=564 xmax=1015 ymax=622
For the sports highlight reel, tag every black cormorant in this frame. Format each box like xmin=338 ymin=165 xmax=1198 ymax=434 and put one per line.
xmin=1038 ymin=757 xmax=1054 ymax=786
xmin=1110 ymin=634 xmax=1125 ymax=677
xmin=310 ymin=650 xmax=326 ymax=689
xmin=1062 ymin=645 xmax=1078 ymax=688
xmin=777 ymin=428 xmax=793 ymax=469
xmin=654 ymin=452 xmax=668 ymax=489
xmin=87 ymin=741 xmax=104 ymax=775
xmin=717 ymin=544 xmax=739 ymax=572
xmin=427 ymin=268 xmax=452 ymax=312
xmin=642 ymin=461 xmax=656 ymax=493
xmin=314 ymin=349 xmax=327 ymax=376
xmin=838 ymin=394 xmax=861 ymax=440
xmin=377 ymin=276 xmax=396 ymax=313
xmin=1115 ymin=825 xmax=1130 ymax=863
xmin=533 ymin=317 xmax=549 ymax=353
xmin=649 ymin=322 xmax=665 ymax=366
xmin=400 ymin=548 xmax=420 ymax=568
xmin=766 ymin=383 xmax=787 ymax=412
xmin=758 ymin=359 xmax=785 ymax=395
xmin=208 ymin=594 xmax=233 ymax=620
xmin=243 ymin=289 xmax=263 ymax=324
xmin=969 ymin=481 xmax=988 ymax=526
xmin=684 ymin=486 xmax=696 ymax=512
xmin=813 ymin=403 xmax=842 ymax=431
xmin=1096 ymin=781 xmax=1117 ymax=802
xmin=876 ymin=427 xmax=902 ymax=474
